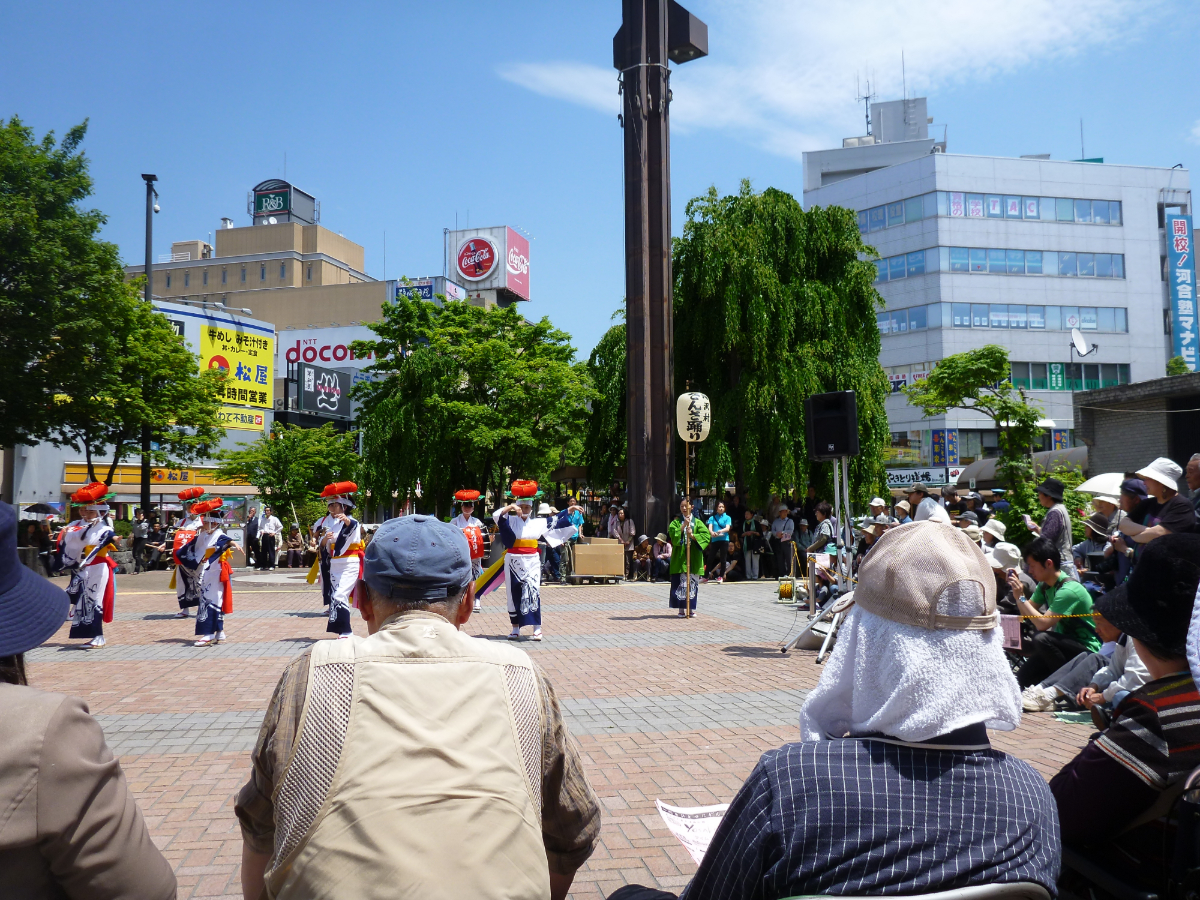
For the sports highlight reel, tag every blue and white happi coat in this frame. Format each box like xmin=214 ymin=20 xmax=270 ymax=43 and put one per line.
xmin=493 ymin=507 xmax=576 ymax=628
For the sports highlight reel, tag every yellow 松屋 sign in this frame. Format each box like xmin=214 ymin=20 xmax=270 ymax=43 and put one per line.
xmin=216 ymin=406 xmax=266 ymax=431
xmin=201 ymin=325 xmax=274 ymax=410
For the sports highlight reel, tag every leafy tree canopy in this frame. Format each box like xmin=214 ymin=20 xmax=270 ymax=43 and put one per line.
xmin=351 ymin=295 xmax=594 ymax=517
xmin=53 ymin=277 xmax=226 ymax=483
xmin=672 ymin=181 xmax=890 ymax=506
xmin=904 ymin=344 xmax=1044 ymax=527
xmin=1167 ymin=355 xmax=1190 ymax=376
xmin=583 ymin=320 xmax=626 ymax=490
xmin=214 ymin=422 xmax=359 ymax=519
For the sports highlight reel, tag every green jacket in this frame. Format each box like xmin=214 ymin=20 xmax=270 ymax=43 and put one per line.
xmin=668 ymin=516 xmax=711 ymax=575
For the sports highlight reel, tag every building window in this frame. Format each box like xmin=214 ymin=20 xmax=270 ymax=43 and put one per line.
xmin=222 ymin=269 xmax=227 ymax=285
xmin=882 ymin=303 xmax=1128 ymax=336
xmin=241 ymin=268 xmax=246 ymax=283
xmin=307 ymin=265 xmax=312 ymax=281
xmin=184 ymin=271 xmax=189 ymax=287
xmin=260 ymin=265 xmax=266 ymax=282
xmin=857 ymin=192 xmax=1123 ymax=234
xmin=202 ymin=270 xmax=208 ymax=286
xmin=166 ymin=273 xmax=171 ymax=288
xmin=1007 ymin=361 xmax=1131 ymax=390
xmin=877 ymin=246 xmax=1126 ymax=282
xmin=280 ymin=262 xmax=286 ymax=279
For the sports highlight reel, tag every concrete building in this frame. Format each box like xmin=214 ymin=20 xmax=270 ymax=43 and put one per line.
xmin=1073 ymin=372 xmax=1200 ymax=490
xmin=803 ymin=99 xmax=1192 ymax=488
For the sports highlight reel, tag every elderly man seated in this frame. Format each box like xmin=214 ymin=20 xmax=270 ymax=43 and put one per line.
xmin=1051 ymin=534 xmax=1200 ymax=892
xmin=611 ymin=523 xmax=1059 ymax=900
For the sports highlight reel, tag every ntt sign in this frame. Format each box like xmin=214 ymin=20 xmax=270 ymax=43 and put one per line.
xmin=277 ymin=325 xmax=377 ymax=371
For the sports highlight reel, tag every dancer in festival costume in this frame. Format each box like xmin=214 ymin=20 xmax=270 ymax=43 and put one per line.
xmin=492 ymin=480 xmax=577 ymax=641
xmin=307 ymin=481 xmax=364 ymax=638
xmin=451 ymin=489 xmax=486 ymax=611
xmin=171 ymin=487 xmax=206 ymax=617
xmin=62 ymin=483 xmax=119 ymax=649
xmin=669 ymin=497 xmax=711 ymax=617
xmin=175 ymin=499 xmax=236 ymax=647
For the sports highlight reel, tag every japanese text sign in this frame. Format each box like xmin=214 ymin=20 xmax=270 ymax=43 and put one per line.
xmin=216 ymin=406 xmax=266 ymax=431
xmin=201 ymin=326 xmax=274 ymax=409
xmin=676 ymin=392 xmax=711 ymax=443
xmin=931 ymin=429 xmax=959 ymax=467
xmin=1167 ymin=214 xmax=1197 ymax=372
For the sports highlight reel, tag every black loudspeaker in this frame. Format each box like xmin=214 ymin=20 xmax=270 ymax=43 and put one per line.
xmin=805 ymin=391 xmax=860 ymax=460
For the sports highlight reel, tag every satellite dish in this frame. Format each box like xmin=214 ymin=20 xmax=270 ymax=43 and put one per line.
xmin=267 ymin=216 xmax=277 ymax=225
xmin=1071 ymin=327 xmax=1089 ymax=356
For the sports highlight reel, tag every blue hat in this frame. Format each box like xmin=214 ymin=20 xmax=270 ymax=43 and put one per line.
xmin=363 ymin=514 xmax=472 ymax=601
xmin=0 ymin=503 xmax=69 ymax=656
xmin=1120 ymin=478 xmax=1148 ymax=499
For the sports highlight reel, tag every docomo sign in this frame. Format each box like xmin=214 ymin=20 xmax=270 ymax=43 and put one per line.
xmin=457 ymin=237 xmax=498 ymax=281
xmin=280 ymin=326 xmax=379 ymax=370
xmin=285 ymin=340 xmax=372 ymax=365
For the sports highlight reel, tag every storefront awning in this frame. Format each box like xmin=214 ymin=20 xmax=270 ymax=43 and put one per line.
xmin=954 ymin=446 xmax=1088 ymax=489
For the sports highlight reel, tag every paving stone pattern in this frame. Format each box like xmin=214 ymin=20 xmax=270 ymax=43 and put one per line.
xmin=26 ymin=569 xmax=1094 ymax=899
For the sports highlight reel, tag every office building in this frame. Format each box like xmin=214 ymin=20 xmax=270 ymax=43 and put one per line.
xmin=804 ymin=100 xmax=1192 ymax=486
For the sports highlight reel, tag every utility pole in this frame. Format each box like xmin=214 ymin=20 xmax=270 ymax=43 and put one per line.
xmin=141 ymin=174 xmax=158 ymax=517
xmin=613 ymin=0 xmax=707 ymax=540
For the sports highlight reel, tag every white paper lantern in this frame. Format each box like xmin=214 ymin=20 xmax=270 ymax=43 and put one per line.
xmin=676 ymin=392 xmax=711 ymax=443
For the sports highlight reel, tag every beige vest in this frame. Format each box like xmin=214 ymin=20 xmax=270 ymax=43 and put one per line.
xmin=266 ymin=613 xmax=550 ymax=900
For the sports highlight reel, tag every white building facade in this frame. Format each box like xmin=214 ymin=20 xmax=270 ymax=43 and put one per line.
xmin=805 ymin=138 xmax=1191 ymax=487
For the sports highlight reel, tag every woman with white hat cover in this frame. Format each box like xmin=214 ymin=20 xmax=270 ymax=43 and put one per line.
xmin=63 ymin=482 xmax=118 ymax=649
xmin=175 ymin=499 xmax=236 ymax=647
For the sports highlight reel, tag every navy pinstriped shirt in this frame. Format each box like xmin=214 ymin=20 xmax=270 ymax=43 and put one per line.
xmin=682 ymin=729 xmax=1060 ymax=900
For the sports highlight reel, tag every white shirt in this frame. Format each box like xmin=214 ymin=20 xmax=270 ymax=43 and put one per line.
xmin=451 ymin=513 xmax=483 ymax=531
xmin=258 ymin=514 xmax=283 ymax=536
xmin=914 ymin=496 xmax=951 ymax=524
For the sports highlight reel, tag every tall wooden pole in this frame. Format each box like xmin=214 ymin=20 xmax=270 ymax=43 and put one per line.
xmin=684 ymin=447 xmax=690 ymax=618
xmin=618 ymin=0 xmax=674 ymax=544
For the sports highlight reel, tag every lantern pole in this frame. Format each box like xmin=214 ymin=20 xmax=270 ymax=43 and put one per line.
xmin=685 ymin=445 xmax=691 ymax=618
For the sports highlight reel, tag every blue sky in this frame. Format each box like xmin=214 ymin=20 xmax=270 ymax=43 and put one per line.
xmin=4 ymin=0 xmax=1198 ymax=357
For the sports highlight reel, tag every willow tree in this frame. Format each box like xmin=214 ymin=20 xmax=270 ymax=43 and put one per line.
xmin=673 ymin=181 xmax=890 ymax=506
xmin=583 ymin=320 xmax=626 ymax=490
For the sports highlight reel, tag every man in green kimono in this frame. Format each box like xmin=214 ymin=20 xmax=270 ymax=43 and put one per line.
xmin=669 ymin=498 xmax=711 ymax=616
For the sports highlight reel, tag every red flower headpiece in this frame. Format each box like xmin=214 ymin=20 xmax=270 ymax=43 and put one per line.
xmin=320 ymin=481 xmax=358 ymax=499
xmin=71 ymin=482 xmax=108 ymax=504
xmin=191 ymin=498 xmax=224 ymax=516
xmin=454 ymin=489 xmax=481 ymax=502
xmin=510 ymin=480 xmax=538 ymax=499
xmin=178 ymin=487 xmax=205 ymax=501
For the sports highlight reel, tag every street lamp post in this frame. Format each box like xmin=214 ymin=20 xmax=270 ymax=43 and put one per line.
xmin=613 ymin=0 xmax=707 ymax=541
xmin=140 ymin=174 xmax=158 ymax=517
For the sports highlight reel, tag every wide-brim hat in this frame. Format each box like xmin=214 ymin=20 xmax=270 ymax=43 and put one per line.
xmin=981 ymin=518 xmax=1006 ymax=541
xmin=1085 ymin=511 xmax=1110 ymax=536
xmin=537 ymin=502 xmax=553 ymax=516
xmin=1092 ymin=494 xmax=1120 ymax=508
xmin=986 ymin=542 xmax=1022 ymax=570
xmin=1036 ymin=478 xmax=1065 ymax=501
xmin=1137 ymin=457 xmax=1184 ymax=490
xmin=654 ymin=532 xmax=669 ymax=543
xmin=895 ymin=500 xmax=911 ymax=514
xmin=1097 ymin=533 xmax=1200 ymax=658
xmin=0 ymin=502 xmax=70 ymax=656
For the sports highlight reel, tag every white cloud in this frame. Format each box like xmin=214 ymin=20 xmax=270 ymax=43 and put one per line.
xmin=500 ymin=0 xmax=1162 ymax=161
xmin=1191 ymin=119 xmax=1200 ymax=145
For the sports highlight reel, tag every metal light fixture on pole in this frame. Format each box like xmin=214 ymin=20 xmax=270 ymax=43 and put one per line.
xmin=675 ymin=391 xmax=710 ymax=618
xmin=140 ymin=174 xmax=159 ymax=518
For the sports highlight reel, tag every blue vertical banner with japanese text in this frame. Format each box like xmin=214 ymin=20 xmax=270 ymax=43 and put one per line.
xmin=1167 ymin=214 xmax=1197 ymax=372
xmin=931 ymin=429 xmax=959 ymax=466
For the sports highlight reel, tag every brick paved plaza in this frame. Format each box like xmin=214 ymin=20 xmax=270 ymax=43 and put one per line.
xmin=26 ymin=570 xmax=1094 ymax=898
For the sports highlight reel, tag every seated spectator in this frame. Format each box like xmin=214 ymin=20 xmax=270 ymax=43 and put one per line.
xmin=1189 ymin=453 xmax=1200 ymax=519
xmin=963 ymin=523 xmax=983 ymax=546
xmin=236 ymin=515 xmax=600 ymax=899
xmin=981 ymin=516 xmax=1006 ymax=547
xmin=615 ymin=523 xmax=1058 ymax=900
xmin=906 ymin=482 xmax=951 ymax=524
xmin=632 ymin=534 xmax=653 ymax=580
xmin=893 ymin=499 xmax=912 ymax=525
xmin=1117 ymin=457 xmax=1196 ymax=544
xmin=1011 ymin=537 xmax=1100 ymax=688
xmin=1108 ymin=478 xmax=1149 ymax=584
xmin=651 ymin=532 xmax=672 ymax=582
xmin=1072 ymin=512 xmax=1110 ymax=573
xmin=867 ymin=496 xmax=888 ymax=520
xmin=284 ymin=523 xmax=305 ymax=568
xmin=1050 ymin=534 xmax=1200 ymax=892
xmin=964 ymin=491 xmax=990 ymax=526
xmin=1021 ymin=613 xmax=1149 ymax=720
xmin=851 ymin=517 xmax=883 ymax=574
xmin=985 ymin=541 xmax=1036 ymax=614
xmin=0 ymin=503 xmax=177 ymax=898
xmin=806 ymin=502 xmax=836 ymax=553
xmin=143 ymin=522 xmax=169 ymax=570
xmin=792 ymin=518 xmax=811 ymax=575
xmin=954 ymin=509 xmax=980 ymax=529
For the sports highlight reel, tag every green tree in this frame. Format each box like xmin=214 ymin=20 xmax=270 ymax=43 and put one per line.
xmin=583 ymin=320 xmax=626 ymax=490
xmin=0 ymin=116 xmax=129 ymax=447
xmin=214 ymin=422 xmax=359 ymax=517
xmin=352 ymin=294 xmax=594 ymax=517
xmin=904 ymin=344 xmax=1045 ymax=531
xmin=51 ymin=277 xmax=226 ymax=484
xmin=1167 ymin=355 xmax=1190 ymax=376
xmin=672 ymin=181 xmax=890 ymax=506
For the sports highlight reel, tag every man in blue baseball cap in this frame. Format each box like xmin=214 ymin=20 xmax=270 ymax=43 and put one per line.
xmin=236 ymin=514 xmax=601 ymax=900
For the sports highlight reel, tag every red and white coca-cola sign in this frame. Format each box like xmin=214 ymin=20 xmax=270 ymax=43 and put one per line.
xmin=456 ymin=237 xmax=497 ymax=282
xmin=505 ymin=226 xmax=530 ymax=300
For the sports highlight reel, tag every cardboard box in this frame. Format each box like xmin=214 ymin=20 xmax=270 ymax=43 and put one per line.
xmin=573 ymin=543 xmax=626 ymax=576
xmin=582 ymin=536 xmax=620 ymax=545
